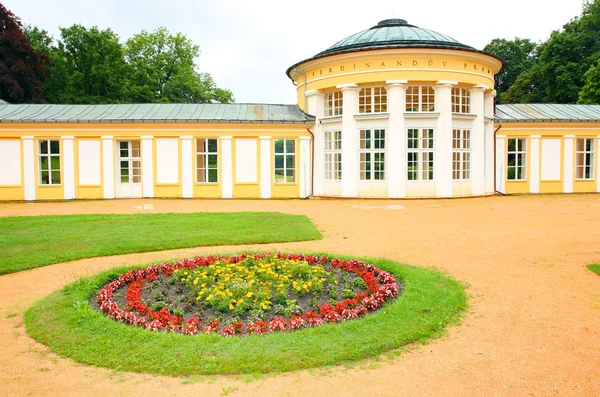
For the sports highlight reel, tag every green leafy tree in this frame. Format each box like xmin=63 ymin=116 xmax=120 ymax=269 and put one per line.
xmin=483 ymin=38 xmax=538 ymax=103
xmin=0 ymin=4 xmax=49 ymax=103
xmin=125 ymin=27 xmax=233 ymax=103
xmin=578 ymin=63 xmax=600 ymax=103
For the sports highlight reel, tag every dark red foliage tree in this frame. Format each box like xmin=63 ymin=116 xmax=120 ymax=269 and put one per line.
xmin=0 ymin=3 xmax=49 ymax=103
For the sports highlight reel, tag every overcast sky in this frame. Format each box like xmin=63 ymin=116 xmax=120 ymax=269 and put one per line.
xmin=4 ymin=0 xmax=585 ymax=104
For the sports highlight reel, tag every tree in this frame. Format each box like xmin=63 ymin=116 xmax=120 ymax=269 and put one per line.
xmin=0 ymin=3 xmax=49 ymax=103
xmin=578 ymin=63 xmax=600 ymax=103
xmin=125 ymin=27 xmax=233 ymax=103
xmin=483 ymin=38 xmax=538 ymax=103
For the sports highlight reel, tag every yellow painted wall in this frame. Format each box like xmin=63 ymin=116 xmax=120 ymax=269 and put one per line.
xmin=74 ymin=137 xmax=104 ymax=200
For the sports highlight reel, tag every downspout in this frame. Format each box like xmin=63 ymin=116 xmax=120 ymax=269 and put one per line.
xmin=494 ymin=118 xmax=504 ymax=195
xmin=306 ymin=126 xmax=314 ymax=199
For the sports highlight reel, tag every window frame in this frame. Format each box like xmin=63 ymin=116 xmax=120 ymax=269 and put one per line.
xmin=452 ymin=129 xmax=471 ymax=180
xmin=38 ymin=139 xmax=61 ymax=186
xmin=451 ymin=87 xmax=471 ymax=114
xmin=195 ymin=138 xmax=219 ymax=184
xmin=324 ymin=91 xmax=343 ymax=117
xmin=406 ymin=128 xmax=435 ymax=181
xmin=575 ymin=137 xmax=595 ymax=180
xmin=406 ymin=86 xmax=435 ymax=112
xmin=274 ymin=138 xmax=296 ymax=184
xmin=359 ymin=86 xmax=387 ymax=114
xmin=507 ymin=138 xmax=527 ymax=181
xmin=358 ymin=129 xmax=386 ymax=181
xmin=324 ymin=130 xmax=342 ymax=181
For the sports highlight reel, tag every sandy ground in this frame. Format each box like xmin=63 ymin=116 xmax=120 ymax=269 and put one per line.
xmin=0 ymin=195 xmax=599 ymax=397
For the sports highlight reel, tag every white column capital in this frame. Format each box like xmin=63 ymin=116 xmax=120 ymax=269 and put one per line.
xmin=259 ymin=136 xmax=272 ymax=141
xmin=299 ymin=136 xmax=312 ymax=141
xmin=141 ymin=135 xmax=153 ymax=140
xmin=101 ymin=136 xmax=114 ymax=140
xmin=486 ymin=90 xmax=497 ymax=98
xmin=61 ymin=136 xmax=75 ymax=141
xmin=21 ymin=136 xmax=34 ymax=141
xmin=496 ymin=135 xmax=507 ymax=139
xmin=220 ymin=136 xmax=233 ymax=141
xmin=564 ymin=135 xmax=576 ymax=139
xmin=180 ymin=136 xmax=193 ymax=141
xmin=469 ymin=84 xmax=489 ymax=93
xmin=530 ymin=135 xmax=542 ymax=139
xmin=435 ymin=80 xmax=458 ymax=88
xmin=337 ymin=83 xmax=360 ymax=92
xmin=305 ymin=89 xmax=323 ymax=98
xmin=386 ymin=80 xmax=408 ymax=88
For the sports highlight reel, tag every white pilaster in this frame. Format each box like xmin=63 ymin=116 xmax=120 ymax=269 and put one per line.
xmin=299 ymin=136 xmax=312 ymax=198
xmin=259 ymin=136 xmax=272 ymax=199
xmin=484 ymin=90 xmax=497 ymax=194
xmin=101 ymin=136 xmax=115 ymax=199
xmin=221 ymin=136 xmax=233 ymax=198
xmin=597 ymin=136 xmax=600 ymax=193
xmin=180 ymin=136 xmax=193 ymax=198
xmin=434 ymin=80 xmax=456 ymax=197
xmin=141 ymin=136 xmax=154 ymax=198
xmin=307 ymin=90 xmax=325 ymax=196
xmin=469 ymin=85 xmax=487 ymax=196
xmin=386 ymin=80 xmax=408 ymax=198
xmin=22 ymin=136 xmax=35 ymax=201
xmin=529 ymin=135 xmax=541 ymax=194
xmin=338 ymin=83 xmax=360 ymax=197
xmin=62 ymin=136 xmax=75 ymax=200
xmin=563 ymin=135 xmax=575 ymax=193
xmin=495 ymin=135 xmax=506 ymax=194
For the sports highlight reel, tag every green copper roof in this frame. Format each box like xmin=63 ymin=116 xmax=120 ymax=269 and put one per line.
xmin=496 ymin=104 xmax=600 ymax=122
xmin=0 ymin=103 xmax=314 ymax=124
xmin=319 ymin=19 xmax=474 ymax=57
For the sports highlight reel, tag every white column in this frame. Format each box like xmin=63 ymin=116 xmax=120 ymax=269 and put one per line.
xmin=495 ymin=135 xmax=506 ymax=194
xmin=221 ymin=136 xmax=233 ymax=198
xmin=180 ymin=136 xmax=193 ymax=198
xmin=469 ymin=85 xmax=487 ymax=196
xmin=386 ymin=80 xmax=408 ymax=198
xmin=299 ymin=136 xmax=312 ymax=198
xmin=306 ymin=90 xmax=324 ymax=196
xmin=141 ymin=136 xmax=154 ymax=198
xmin=484 ymin=90 xmax=497 ymax=194
xmin=101 ymin=136 xmax=115 ymax=199
xmin=259 ymin=136 xmax=272 ymax=199
xmin=529 ymin=135 xmax=541 ymax=194
xmin=338 ymin=83 xmax=360 ymax=197
xmin=434 ymin=80 xmax=456 ymax=197
xmin=62 ymin=136 xmax=75 ymax=200
xmin=597 ymin=136 xmax=600 ymax=193
xmin=22 ymin=136 xmax=36 ymax=201
xmin=563 ymin=135 xmax=575 ymax=193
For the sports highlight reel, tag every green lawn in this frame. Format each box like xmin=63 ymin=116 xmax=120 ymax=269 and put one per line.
xmin=588 ymin=264 xmax=600 ymax=275
xmin=24 ymin=254 xmax=466 ymax=375
xmin=0 ymin=212 xmax=321 ymax=275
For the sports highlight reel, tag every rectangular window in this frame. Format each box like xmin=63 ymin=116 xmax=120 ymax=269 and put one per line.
xmin=38 ymin=139 xmax=61 ymax=185
xmin=324 ymin=131 xmax=342 ymax=180
xmin=576 ymin=138 xmax=595 ymax=180
xmin=451 ymin=88 xmax=471 ymax=113
xmin=507 ymin=138 xmax=527 ymax=180
xmin=359 ymin=129 xmax=386 ymax=181
xmin=274 ymin=139 xmax=295 ymax=183
xmin=452 ymin=129 xmax=471 ymax=180
xmin=406 ymin=86 xmax=435 ymax=112
xmin=324 ymin=91 xmax=343 ymax=117
xmin=359 ymin=87 xmax=387 ymax=113
xmin=407 ymin=129 xmax=434 ymax=181
xmin=196 ymin=138 xmax=218 ymax=183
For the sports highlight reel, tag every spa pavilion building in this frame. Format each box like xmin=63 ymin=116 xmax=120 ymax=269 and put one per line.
xmin=0 ymin=18 xmax=599 ymax=201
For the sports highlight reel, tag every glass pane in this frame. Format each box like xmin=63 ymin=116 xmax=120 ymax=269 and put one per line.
xmin=576 ymin=139 xmax=584 ymax=152
xmin=208 ymin=139 xmax=218 ymax=153
xmin=120 ymin=168 xmax=128 ymax=177
xmin=197 ymin=154 xmax=206 ymax=169
xmin=576 ymin=166 xmax=584 ymax=179
xmin=274 ymin=169 xmax=284 ymax=183
xmin=508 ymin=139 xmax=516 ymax=152
xmin=274 ymin=140 xmax=284 ymax=153
xmin=50 ymin=141 xmax=60 ymax=154
xmin=208 ymin=169 xmax=218 ymax=183
xmin=120 ymin=149 xmax=129 ymax=158
xmin=576 ymin=153 xmax=584 ymax=167
xmin=196 ymin=139 xmax=206 ymax=153
xmin=51 ymin=171 xmax=61 ymax=184
xmin=132 ymin=161 xmax=141 ymax=169
xmin=286 ymin=169 xmax=295 ymax=182
xmin=40 ymin=141 xmax=48 ymax=155
xmin=120 ymin=142 xmax=128 ymax=150
xmin=51 ymin=156 xmax=60 ymax=170
xmin=197 ymin=169 xmax=206 ymax=183
xmin=507 ymin=167 xmax=515 ymax=180
xmin=121 ymin=176 xmax=129 ymax=183
xmin=131 ymin=148 xmax=140 ymax=158
xmin=275 ymin=155 xmax=283 ymax=168
xmin=132 ymin=176 xmax=141 ymax=183
xmin=132 ymin=167 xmax=141 ymax=176
xmin=507 ymin=154 xmax=515 ymax=167
xmin=131 ymin=141 xmax=140 ymax=150
xmin=40 ymin=171 xmax=49 ymax=184
xmin=40 ymin=156 xmax=48 ymax=171
xmin=286 ymin=154 xmax=295 ymax=168
xmin=208 ymin=154 xmax=218 ymax=168
xmin=120 ymin=161 xmax=129 ymax=169
xmin=285 ymin=140 xmax=294 ymax=153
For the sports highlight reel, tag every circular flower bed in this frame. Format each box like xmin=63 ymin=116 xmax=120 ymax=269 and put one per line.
xmin=96 ymin=252 xmax=400 ymax=336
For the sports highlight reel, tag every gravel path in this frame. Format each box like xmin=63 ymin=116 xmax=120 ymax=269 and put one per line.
xmin=1 ymin=195 xmax=599 ymax=396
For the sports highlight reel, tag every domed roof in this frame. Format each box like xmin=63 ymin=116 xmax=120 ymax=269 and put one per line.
xmin=318 ymin=19 xmax=474 ymax=57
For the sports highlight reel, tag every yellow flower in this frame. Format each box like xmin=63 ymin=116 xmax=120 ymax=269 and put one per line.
xmin=193 ymin=278 xmax=199 ymax=285
xmin=229 ymin=303 xmax=234 ymax=310
xmin=246 ymin=291 xmax=254 ymax=298
xmin=205 ymin=294 xmax=213 ymax=301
